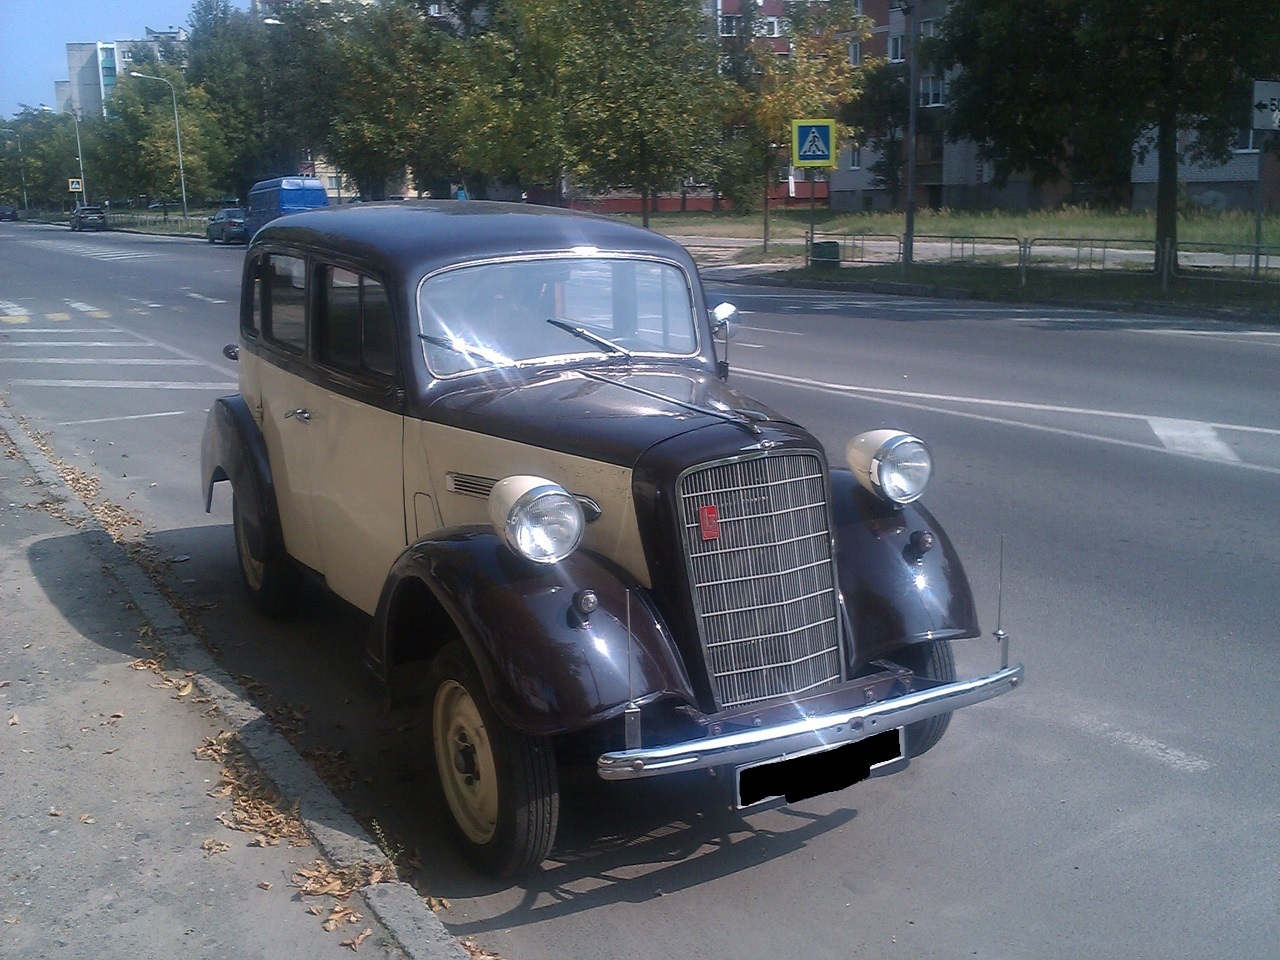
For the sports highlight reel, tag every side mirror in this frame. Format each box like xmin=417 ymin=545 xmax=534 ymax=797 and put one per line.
xmin=710 ymin=301 xmax=739 ymax=336
xmin=222 ymin=343 xmax=239 ymax=361
xmin=709 ymin=302 xmax=738 ymax=380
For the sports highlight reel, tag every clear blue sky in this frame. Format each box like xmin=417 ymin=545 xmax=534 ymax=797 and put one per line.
xmin=0 ymin=0 xmax=249 ymax=119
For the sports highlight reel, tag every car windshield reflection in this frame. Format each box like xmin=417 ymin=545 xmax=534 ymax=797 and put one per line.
xmin=418 ymin=256 xmax=697 ymax=377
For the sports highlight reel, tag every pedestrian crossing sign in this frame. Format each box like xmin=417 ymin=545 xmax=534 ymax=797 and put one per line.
xmin=792 ymin=120 xmax=836 ymax=168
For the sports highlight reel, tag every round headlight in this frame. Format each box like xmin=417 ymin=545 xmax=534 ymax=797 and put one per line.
xmin=846 ymin=430 xmax=933 ymax=504
xmin=488 ymin=476 xmax=584 ymax=563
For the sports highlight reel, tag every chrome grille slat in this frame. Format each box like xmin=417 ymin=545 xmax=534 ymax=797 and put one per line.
xmin=678 ymin=452 xmax=842 ymax=710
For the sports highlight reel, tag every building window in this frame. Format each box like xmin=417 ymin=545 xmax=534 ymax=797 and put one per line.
xmin=918 ymin=19 xmax=936 ymax=40
xmin=889 ymin=34 xmax=904 ymax=62
xmin=849 ymin=147 xmax=862 ymax=170
xmin=1235 ymin=124 xmax=1259 ymax=152
xmin=920 ymin=75 xmax=945 ymax=107
xmin=759 ymin=17 xmax=782 ymax=38
xmin=849 ymin=40 xmax=861 ymax=66
xmin=720 ymin=14 xmax=743 ymax=37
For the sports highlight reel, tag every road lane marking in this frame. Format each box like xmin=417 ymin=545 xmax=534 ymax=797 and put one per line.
xmin=1147 ymin=417 xmax=1240 ymax=461
xmin=737 ymin=368 xmax=1280 ymax=476
xmin=4 ymin=358 xmax=205 ymax=365
xmin=1 ymin=316 xmax=28 ymax=325
xmin=739 ymin=367 xmax=1280 ymax=436
xmin=45 ymin=313 xmax=72 ymax=321
xmin=1 ymin=327 xmax=120 ymax=334
xmin=185 ymin=292 xmax=228 ymax=304
xmin=10 ymin=379 xmax=236 ymax=390
xmin=2 ymin=341 xmax=137 ymax=347
xmin=66 ymin=300 xmax=104 ymax=312
xmin=59 ymin=410 xmax=187 ymax=426
xmin=1073 ymin=714 xmax=1211 ymax=773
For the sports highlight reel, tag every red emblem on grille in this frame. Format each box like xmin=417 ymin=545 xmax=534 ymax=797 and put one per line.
xmin=699 ymin=504 xmax=721 ymax=541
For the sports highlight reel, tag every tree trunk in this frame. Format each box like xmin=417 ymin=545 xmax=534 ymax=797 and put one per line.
xmin=641 ymin=184 xmax=650 ymax=229
xmin=1154 ymin=23 xmax=1180 ymax=273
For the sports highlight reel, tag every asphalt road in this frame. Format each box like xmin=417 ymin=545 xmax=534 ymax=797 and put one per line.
xmin=2 ymin=222 xmax=1278 ymax=960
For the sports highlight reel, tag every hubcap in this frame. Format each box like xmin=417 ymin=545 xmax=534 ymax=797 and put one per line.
xmin=433 ymin=680 xmax=499 ymax=844
xmin=233 ymin=503 xmax=265 ymax=590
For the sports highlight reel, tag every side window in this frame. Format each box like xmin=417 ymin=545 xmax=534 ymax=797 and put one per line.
xmin=315 ymin=265 xmax=396 ymax=380
xmin=246 ymin=256 xmax=263 ymax=337
xmin=318 ymin=266 xmax=362 ymax=372
xmin=265 ymin=254 xmax=306 ymax=353
xmin=362 ymin=278 xmax=396 ymax=377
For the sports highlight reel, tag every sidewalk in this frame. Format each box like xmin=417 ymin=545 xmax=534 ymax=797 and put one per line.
xmin=0 ymin=409 xmax=465 ymax=960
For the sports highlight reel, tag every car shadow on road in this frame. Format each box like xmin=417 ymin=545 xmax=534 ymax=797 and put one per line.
xmin=31 ymin=519 xmax=869 ymax=918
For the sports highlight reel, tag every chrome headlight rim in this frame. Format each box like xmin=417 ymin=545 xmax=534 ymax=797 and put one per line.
xmin=846 ymin=430 xmax=934 ymax=505
xmin=488 ymin=476 xmax=585 ymax=564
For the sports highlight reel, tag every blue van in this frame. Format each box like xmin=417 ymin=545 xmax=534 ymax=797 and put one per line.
xmin=245 ymin=177 xmax=329 ymax=238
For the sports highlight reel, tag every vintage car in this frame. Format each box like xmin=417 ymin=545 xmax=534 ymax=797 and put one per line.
xmin=201 ymin=201 xmax=1022 ymax=877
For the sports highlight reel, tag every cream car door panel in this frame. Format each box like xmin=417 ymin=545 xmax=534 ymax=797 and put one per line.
xmin=255 ymin=357 xmax=323 ymax=571
xmin=413 ymin=420 xmax=650 ymax=588
xmin=308 ymin=386 xmax=405 ymax=615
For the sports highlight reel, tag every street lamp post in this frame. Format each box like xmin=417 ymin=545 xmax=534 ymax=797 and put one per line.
xmin=67 ymin=108 xmax=87 ymax=206
xmin=898 ymin=0 xmax=919 ymax=265
xmin=0 ymin=128 xmax=28 ymax=210
xmin=129 ymin=71 xmax=188 ymax=219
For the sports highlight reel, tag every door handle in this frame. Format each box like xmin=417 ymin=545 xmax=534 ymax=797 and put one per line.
xmin=284 ymin=408 xmax=311 ymax=421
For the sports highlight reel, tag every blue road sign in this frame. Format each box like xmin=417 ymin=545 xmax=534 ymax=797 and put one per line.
xmin=792 ymin=120 xmax=835 ymax=168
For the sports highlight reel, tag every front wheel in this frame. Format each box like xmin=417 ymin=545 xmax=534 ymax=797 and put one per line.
xmin=427 ymin=642 xmax=558 ymax=877
xmin=232 ymin=491 xmax=298 ymax=616
xmin=899 ymin=639 xmax=957 ymax=758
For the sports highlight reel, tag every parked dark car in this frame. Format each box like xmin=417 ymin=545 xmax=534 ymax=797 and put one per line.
xmin=201 ymin=201 xmax=1022 ymax=877
xmin=206 ymin=207 xmax=246 ymax=244
xmin=0 ymin=204 xmax=17 ymax=221
xmin=70 ymin=205 xmax=107 ymax=231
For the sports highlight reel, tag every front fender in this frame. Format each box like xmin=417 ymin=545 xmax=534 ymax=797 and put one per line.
xmin=373 ymin=529 xmax=697 ymax=737
xmin=830 ymin=469 xmax=980 ymax=670
xmin=201 ymin=394 xmax=283 ymax=559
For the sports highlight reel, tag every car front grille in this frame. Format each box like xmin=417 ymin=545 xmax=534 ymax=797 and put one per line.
xmin=678 ymin=451 xmax=842 ymax=710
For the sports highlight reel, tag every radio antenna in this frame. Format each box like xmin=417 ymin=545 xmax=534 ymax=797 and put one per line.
xmin=994 ymin=535 xmax=1009 ymax=669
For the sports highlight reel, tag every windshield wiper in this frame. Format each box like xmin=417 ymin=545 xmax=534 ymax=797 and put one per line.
xmin=545 ymin=318 xmax=633 ymax=358
xmin=418 ymin=332 xmax=513 ymax=366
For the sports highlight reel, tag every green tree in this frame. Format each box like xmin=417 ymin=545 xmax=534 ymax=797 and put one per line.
xmin=558 ymin=0 xmax=734 ymax=227
xmin=841 ymin=59 xmax=908 ymax=207
xmin=326 ymin=0 xmax=448 ymax=199
xmin=937 ymin=0 xmax=1280 ymax=256
xmin=448 ymin=0 xmax=571 ymax=197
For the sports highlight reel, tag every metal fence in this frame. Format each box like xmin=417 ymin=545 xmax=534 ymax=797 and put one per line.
xmin=809 ymin=229 xmax=1280 ymax=288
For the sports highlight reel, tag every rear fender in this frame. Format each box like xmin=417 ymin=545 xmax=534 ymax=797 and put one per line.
xmin=830 ymin=469 xmax=980 ymax=671
xmin=201 ymin=395 xmax=284 ymax=560
xmin=371 ymin=529 xmax=696 ymax=737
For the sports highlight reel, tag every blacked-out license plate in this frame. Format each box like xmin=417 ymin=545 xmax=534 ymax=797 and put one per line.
xmin=736 ymin=728 xmax=904 ymax=808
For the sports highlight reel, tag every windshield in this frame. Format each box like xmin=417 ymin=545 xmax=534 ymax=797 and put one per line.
xmin=417 ymin=257 xmax=698 ymax=377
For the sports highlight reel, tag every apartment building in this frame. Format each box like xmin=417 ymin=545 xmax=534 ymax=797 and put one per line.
xmin=55 ymin=28 xmax=189 ymax=119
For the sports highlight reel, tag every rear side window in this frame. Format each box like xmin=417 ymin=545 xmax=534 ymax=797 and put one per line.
xmin=264 ymin=254 xmax=306 ymax=352
xmin=316 ymin=265 xmax=396 ymax=380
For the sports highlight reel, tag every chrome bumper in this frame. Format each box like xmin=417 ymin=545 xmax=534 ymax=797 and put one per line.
xmin=597 ymin=662 xmax=1023 ymax=781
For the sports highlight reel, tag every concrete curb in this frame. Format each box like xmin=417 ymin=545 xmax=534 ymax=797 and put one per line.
xmin=0 ymin=404 xmax=467 ymax=960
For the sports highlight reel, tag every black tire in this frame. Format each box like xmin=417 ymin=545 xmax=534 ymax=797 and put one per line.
xmin=899 ymin=640 xmax=957 ymax=758
xmin=231 ymin=491 xmax=298 ymax=617
xmin=427 ymin=641 xmax=558 ymax=877
xmin=207 ymin=232 xmax=214 ymax=243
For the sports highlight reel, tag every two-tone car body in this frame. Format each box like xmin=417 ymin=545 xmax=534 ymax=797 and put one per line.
xmin=202 ymin=201 xmax=1021 ymax=876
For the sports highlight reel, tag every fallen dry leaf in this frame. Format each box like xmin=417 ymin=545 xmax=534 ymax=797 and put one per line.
xmin=257 ymin=881 xmax=272 ymax=891
xmin=78 ymin=814 xmax=96 ymax=824
xmin=177 ymin=680 xmax=194 ymax=697
xmin=427 ymin=896 xmax=450 ymax=913
xmin=0 ymin=680 xmax=10 ymax=688
xmin=461 ymin=939 xmax=505 ymax=960
xmin=7 ymin=715 xmax=17 ymax=726
xmin=323 ymin=905 xmax=364 ymax=932
xmin=307 ymin=905 xmax=324 ymax=917
xmin=48 ymin=807 xmax=63 ymax=817
xmin=201 ymin=839 xmax=231 ymax=856
xmin=340 ymin=929 xmax=372 ymax=952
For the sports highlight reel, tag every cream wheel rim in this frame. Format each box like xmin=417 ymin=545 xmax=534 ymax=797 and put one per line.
xmin=433 ymin=679 xmax=499 ymax=844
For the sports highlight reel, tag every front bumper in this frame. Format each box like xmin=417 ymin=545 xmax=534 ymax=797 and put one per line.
xmin=597 ymin=661 xmax=1023 ymax=780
